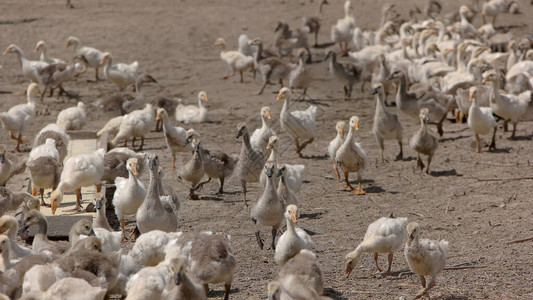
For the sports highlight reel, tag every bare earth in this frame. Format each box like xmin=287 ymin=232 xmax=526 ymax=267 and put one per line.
xmin=2 ymin=0 xmax=533 ymax=299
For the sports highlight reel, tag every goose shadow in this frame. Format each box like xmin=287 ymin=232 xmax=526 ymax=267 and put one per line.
xmin=300 ymin=154 xmax=329 ymax=160
xmin=489 ymin=147 xmax=511 ymax=153
xmin=510 ymin=134 xmax=533 ymax=141
xmin=323 ymin=288 xmax=349 ymax=300
xmin=199 ymin=195 xmax=224 ymax=201
xmin=430 ymin=169 xmax=462 ymax=177
xmin=312 ymin=42 xmax=336 ymax=49
xmin=206 ymin=288 xmax=239 ymax=298
xmin=300 ymin=211 xmax=326 ymax=220
xmin=439 ymin=135 xmax=470 ymax=143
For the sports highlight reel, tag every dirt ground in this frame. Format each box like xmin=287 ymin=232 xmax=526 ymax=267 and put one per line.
xmin=1 ymin=0 xmax=533 ymax=299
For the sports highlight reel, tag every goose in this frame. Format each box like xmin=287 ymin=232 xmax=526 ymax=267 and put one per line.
xmin=482 ymin=70 xmax=531 ymax=139
xmin=161 ymin=257 xmax=207 ymax=300
xmin=277 ymin=87 xmax=317 ymax=157
xmin=179 ymin=232 xmax=235 ymax=300
xmin=68 ymin=218 xmax=96 ymax=245
xmin=101 ymin=147 xmax=146 ymax=184
xmin=177 ymin=137 xmax=204 ymax=200
xmin=481 ymin=0 xmax=507 ymax=25
xmin=249 ymin=39 xmax=291 ymax=95
xmin=0 ymin=145 xmax=26 ymax=187
xmin=251 ymin=161 xmax=284 ymax=250
xmin=458 ymin=6 xmax=479 ymax=39
xmin=56 ymin=101 xmax=87 ymax=131
xmin=328 ymin=121 xmax=345 ymax=181
xmin=371 ymin=83 xmax=403 ymax=163
xmin=331 ymin=0 xmax=356 ymax=54
xmin=33 ymin=123 xmax=70 ymax=163
xmin=289 ymin=50 xmax=312 ymax=99
xmin=404 ymin=222 xmax=449 ymax=299
xmin=33 ymin=41 xmax=65 ymax=64
xmin=136 ymin=153 xmax=179 ymax=234
xmin=37 ymin=59 xmax=86 ymax=101
xmin=0 ymin=187 xmax=38 ymax=217
xmin=3 ymin=44 xmax=49 ymax=83
xmin=113 ymin=157 xmax=145 ymax=241
xmin=235 ymin=122 xmax=265 ymax=206
xmin=250 ymin=106 xmax=276 ymax=157
xmin=129 ymin=230 xmax=183 ymax=267
xmin=324 ymin=50 xmax=359 ymax=99
xmin=454 ymin=85 xmax=492 ymax=120
xmin=49 ymin=148 xmax=105 ymax=214
xmin=345 ymin=215 xmax=408 ymax=277
xmin=97 ymin=116 xmax=123 ymax=139
xmin=175 ymin=91 xmax=208 ymax=124
xmin=96 ymin=73 xmax=157 ymax=116
xmin=268 ymin=249 xmax=327 ymax=300
xmin=100 ymin=52 xmax=139 ymax=90
xmin=302 ymin=0 xmax=329 ymax=47
xmin=387 ymin=70 xmax=447 ymax=136
xmin=0 ymin=83 xmax=39 ymax=152
xmin=184 ymin=131 xmax=238 ymax=195
xmin=410 ymin=108 xmax=438 ymax=174
xmin=21 ymin=264 xmax=66 ymax=295
xmin=22 ymin=276 xmax=106 ymax=300
xmin=0 ymin=235 xmax=12 ymax=272
xmin=28 ymin=138 xmax=59 ymax=162
xmin=276 ymin=164 xmax=298 ymax=207
xmin=156 ymin=108 xmax=193 ymax=170
xmin=335 ymin=116 xmax=367 ymax=195
xmin=467 ymin=86 xmax=497 ymax=153
xmin=261 ymin=136 xmax=305 ymax=193
xmin=27 ymin=156 xmax=61 ymax=207
xmin=21 ymin=210 xmax=70 ymax=254
xmin=214 ymin=37 xmax=254 ymax=83
xmin=66 ymin=36 xmax=105 ymax=81
xmin=111 ymin=103 xmax=156 ymax=150
xmin=0 ymin=215 xmax=32 ymax=258
xmin=274 ymin=205 xmax=314 ymax=266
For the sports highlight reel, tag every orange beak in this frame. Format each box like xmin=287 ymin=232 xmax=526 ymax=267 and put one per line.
xmin=202 ymin=94 xmax=208 ymax=102
xmin=345 ymin=265 xmax=353 ymax=278
xmin=266 ymin=141 xmax=274 ymax=150
xmin=3 ymin=48 xmax=10 ymax=55
xmin=99 ymin=55 xmax=106 ymax=66
xmin=340 ymin=128 xmax=345 ymax=138
xmin=276 ymin=92 xmax=283 ymax=101
xmin=265 ymin=110 xmax=271 ymax=119
xmin=290 ymin=211 xmax=298 ymax=223
xmin=66 ymin=41 xmax=71 ymax=48
xmin=33 ymin=45 xmax=40 ymax=53
xmin=132 ymin=164 xmax=139 ymax=176
xmin=353 ymin=123 xmax=359 ymax=130
xmin=469 ymin=93 xmax=474 ymax=101
xmin=482 ymin=77 xmax=489 ymax=84
xmin=51 ymin=202 xmax=58 ymax=215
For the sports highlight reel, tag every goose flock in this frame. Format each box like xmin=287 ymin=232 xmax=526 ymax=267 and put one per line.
xmin=0 ymin=0 xmax=532 ymax=299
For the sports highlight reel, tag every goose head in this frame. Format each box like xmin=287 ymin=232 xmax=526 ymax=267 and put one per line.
xmin=49 ymin=189 xmax=63 ymax=215
xmin=335 ymin=120 xmax=345 ymax=138
xmin=0 ymin=188 xmax=12 ymax=203
xmin=66 ymin=36 xmax=80 ymax=48
xmin=147 ymin=153 xmax=160 ymax=171
xmin=264 ymin=161 xmax=275 ymax=178
xmin=459 ymin=5 xmax=471 ymax=18
xmin=22 ymin=209 xmax=44 ymax=230
xmin=34 ymin=40 xmax=46 ymax=53
xmin=266 ymin=135 xmax=278 ymax=150
xmin=197 ymin=91 xmax=208 ymax=103
xmin=276 ymin=87 xmax=291 ymax=101
xmin=285 ymin=204 xmax=298 ymax=224
xmin=481 ymin=69 xmax=498 ymax=84
xmin=276 ymin=163 xmax=286 ymax=178
xmin=248 ymin=38 xmax=263 ymax=47
xmin=3 ymin=44 xmax=21 ymax=56
xmin=126 ymin=157 xmax=140 ymax=176
xmin=386 ymin=69 xmax=403 ymax=81
xmin=261 ymin=106 xmax=271 ymax=120
xmin=213 ymin=38 xmax=227 ymax=49
xmin=0 ymin=145 xmax=5 ymax=164
xmin=80 ymin=236 xmax=103 ymax=252
xmin=345 ymin=249 xmax=358 ymax=278
xmin=0 ymin=216 xmax=17 ymax=235
xmin=0 ymin=235 xmax=9 ymax=255
xmin=156 ymin=108 xmax=168 ymax=122
xmin=406 ymin=222 xmax=421 ymax=246
xmin=169 ymin=258 xmax=186 ymax=286
xmin=25 ymin=196 xmax=40 ymax=212
xmin=267 ymin=281 xmax=281 ymax=300
xmin=235 ymin=122 xmax=248 ymax=139
xmin=27 ymin=83 xmax=41 ymax=99
xmin=184 ymin=130 xmax=200 ymax=147
xmin=419 ymin=108 xmax=430 ymax=124
xmin=349 ymin=116 xmax=359 ymax=131
xmin=71 ymin=219 xmax=95 ymax=241
xmin=99 ymin=52 xmax=112 ymax=66
xmin=371 ymin=82 xmax=384 ymax=96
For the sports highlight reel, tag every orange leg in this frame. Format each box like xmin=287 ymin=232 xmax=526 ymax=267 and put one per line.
xmin=373 ymin=252 xmax=382 ymax=274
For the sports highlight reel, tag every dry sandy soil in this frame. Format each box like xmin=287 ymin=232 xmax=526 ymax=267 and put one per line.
xmin=2 ymin=0 xmax=533 ymax=299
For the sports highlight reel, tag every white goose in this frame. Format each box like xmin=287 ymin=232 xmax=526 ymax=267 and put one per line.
xmin=331 ymin=0 xmax=356 ymax=54
xmin=277 ymin=87 xmax=317 ymax=157
xmin=250 ymin=106 xmax=276 ymax=157
xmin=100 ymin=52 xmax=139 ymax=90
xmin=274 ymin=205 xmax=314 ymax=266
xmin=467 ymin=86 xmax=497 ymax=153
xmin=328 ymin=121 xmax=345 ymax=181
xmin=3 ymin=44 xmax=48 ymax=83
xmin=335 ymin=116 xmax=367 ymax=195
xmin=156 ymin=108 xmax=193 ymax=170
xmin=66 ymin=36 xmax=105 ymax=81
xmin=112 ymin=103 xmax=155 ymax=150
xmin=175 ymin=91 xmax=208 ymax=124
xmin=0 ymin=83 xmax=39 ymax=152
xmin=214 ymin=38 xmax=254 ymax=83
xmin=56 ymin=101 xmax=87 ymax=131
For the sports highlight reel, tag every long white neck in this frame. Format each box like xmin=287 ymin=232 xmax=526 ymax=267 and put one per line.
xmin=286 ymin=217 xmax=297 ymax=235
xmin=267 ymin=146 xmax=278 ymax=163
xmin=0 ymin=244 xmax=11 ymax=271
xmin=197 ymin=97 xmax=204 ymax=109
